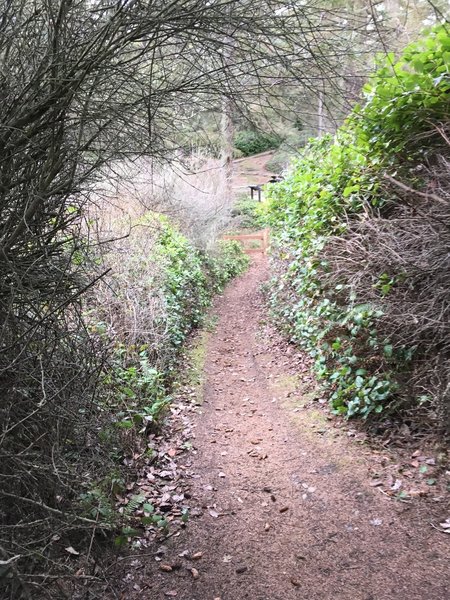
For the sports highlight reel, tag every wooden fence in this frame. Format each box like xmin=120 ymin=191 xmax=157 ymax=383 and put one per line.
xmin=222 ymin=228 xmax=270 ymax=255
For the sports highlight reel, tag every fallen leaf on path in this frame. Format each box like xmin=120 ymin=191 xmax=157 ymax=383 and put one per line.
xmin=65 ymin=546 xmax=79 ymax=556
xmin=160 ymin=564 xmax=173 ymax=572
xmin=192 ymin=552 xmax=203 ymax=560
xmin=208 ymin=509 xmax=219 ymax=518
xmin=370 ymin=480 xmax=383 ymax=487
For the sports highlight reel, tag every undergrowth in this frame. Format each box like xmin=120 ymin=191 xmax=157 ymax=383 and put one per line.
xmin=234 ymin=130 xmax=283 ymax=156
xmin=90 ymin=214 xmax=249 ymax=508
xmin=263 ymin=25 xmax=450 ymax=432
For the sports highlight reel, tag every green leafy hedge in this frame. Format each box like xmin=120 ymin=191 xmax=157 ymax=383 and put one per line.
xmin=234 ymin=130 xmax=283 ymax=156
xmin=263 ymin=25 xmax=450 ymax=419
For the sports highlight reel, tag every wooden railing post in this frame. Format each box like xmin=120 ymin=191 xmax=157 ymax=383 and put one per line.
xmin=222 ymin=229 xmax=270 ymax=255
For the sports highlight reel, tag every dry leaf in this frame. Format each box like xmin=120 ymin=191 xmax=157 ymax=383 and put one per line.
xmin=65 ymin=546 xmax=79 ymax=556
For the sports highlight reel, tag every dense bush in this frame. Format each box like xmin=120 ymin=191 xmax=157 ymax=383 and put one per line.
xmin=95 ymin=214 xmax=249 ymax=429
xmin=0 ymin=200 xmax=248 ymax=595
xmin=230 ymin=197 xmax=264 ymax=229
xmin=234 ymin=129 xmax=283 ymax=156
xmin=263 ymin=26 xmax=450 ymax=431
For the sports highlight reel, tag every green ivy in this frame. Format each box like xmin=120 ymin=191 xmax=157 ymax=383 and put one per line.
xmin=262 ymin=26 xmax=449 ymax=419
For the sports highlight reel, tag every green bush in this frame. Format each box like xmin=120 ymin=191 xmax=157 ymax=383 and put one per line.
xmin=103 ymin=220 xmax=249 ymax=434
xmin=234 ymin=130 xmax=283 ymax=156
xmin=231 ymin=197 xmax=264 ymax=229
xmin=262 ymin=25 xmax=450 ymax=420
xmin=203 ymin=240 xmax=250 ymax=291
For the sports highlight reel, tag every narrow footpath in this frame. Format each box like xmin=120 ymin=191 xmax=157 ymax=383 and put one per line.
xmin=123 ymin=257 xmax=448 ymax=600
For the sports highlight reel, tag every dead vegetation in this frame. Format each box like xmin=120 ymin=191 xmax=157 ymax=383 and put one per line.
xmin=324 ymin=129 xmax=450 ymax=434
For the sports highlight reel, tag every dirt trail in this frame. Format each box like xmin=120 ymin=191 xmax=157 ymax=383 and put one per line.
xmin=125 ymin=257 xmax=448 ymax=600
xmin=232 ymin=151 xmax=276 ymax=194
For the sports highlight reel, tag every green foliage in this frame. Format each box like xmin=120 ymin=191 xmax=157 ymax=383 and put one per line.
xmin=231 ymin=197 xmax=264 ymax=229
xmin=154 ymin=218 xmax=211 ymax=351
xmin=109 ymin=348 xmax=169 ymax=433
xmin=104 ymin=222 xmax=249 ymax=433
xmin=203 ymin=240 xmax=250 ymax=292
xmin=85 ymin=218 xmax=249 ymax=540
xmin=234 ymin=130 xmax=283 ymax=156
xmin=265 ymin=128 xmax=310 ymax=173
xmin=262 ymin=26 xmax=449 ymax=419
xmin=354 ymin=26 xmax=450 ymax=163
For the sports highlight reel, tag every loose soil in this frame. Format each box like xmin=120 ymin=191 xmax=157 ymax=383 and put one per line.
xmin=118 ymin=257 xmax=449 ymax=600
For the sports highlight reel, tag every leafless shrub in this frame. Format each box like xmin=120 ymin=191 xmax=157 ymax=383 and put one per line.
xmin=87 ymin=155 xmax=229 ymax=356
